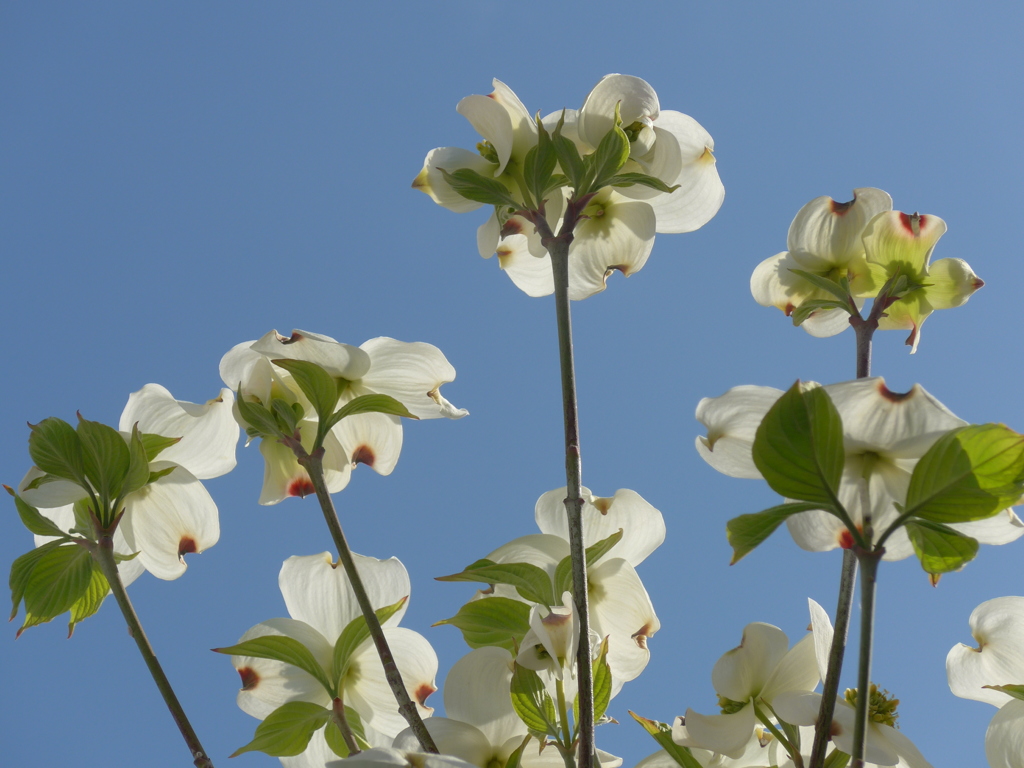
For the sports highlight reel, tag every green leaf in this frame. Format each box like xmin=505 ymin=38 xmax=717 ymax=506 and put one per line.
xmin=753 ymin=382 xmax=845 ymax=506
xmin=272 ymin=398 xmax=301 ymax=434
xmin=19 ymin=542 xmax=95 ymax=634
xmin=551 ymin=112 xmax=586 ymax=190
xmin=503 ymin=735 xmax=531 ymax=768
xmin=436 ymin=560 xmax=555 ymax=607
xmin=230 ymin=701 xmax=331 ymax=758
xmin=77 ymin=416 xmax=131 ymax=502
xmin=28 ymin=417 xmax=88 ymax=487
xmin=726 ymin=502 xmax=823 ymax=564
xmin=9 ymin=540 xmax=62 ymax=621
xmin=67 ymin=562 xmax=109 ymax=636
xmin=982 ymin=684 xmax=1024 ymax=702
xmin=905 ymin=424 xmax=1024 ymax=523
xmin=13 ymin=493 xmax=68 ymax=539
xmin=905 ymin=520 xmax=979 ymax=575
xmin=324 ymin=393 xmax=418 ymax=432
xmin=575 ymin=638 xmax=611 ymax=724
xmin=272 ymin=359 xmax=341 ymax=426
xmin=332 ymin=597 xmax=408 ymax=684
xmin=214 ymin=636 xmax=334 ymax=696
xmin=440 ymin=167 xmax=519 ymax=208
xmin=139 ymin=432 xmax=181 ymax=462
xmin=543 ymin=174 xmax=570 ymax=196
xmin=603 ymin=172 xmax=678 ymax=193
xmin=434 ymin=596 xmax=531 ymax=653
xmin=554 ymin=530 xmax=624 ymax=595
xmin=122 ymin=425 xmax=152 ymax=497
xmin=586 ymin=116 xmax=631 ymax=192
xmin=510 ymin=664 xmax=558 ymax=737
xmin=323 ymin=704 xmax=368 ymax=757
xmin=787 ymin=269 xmax=852 ymax=302
xmin=791 ymin=299 xmax=854 ymax=326
xmin=628 ymin=712 xmax=704 ymax=768
xmin=822 ymin=749 xmax=851 ymax=768
xmin=235 ymin=388 xmax=284 ymax=439
xmin=523 ymin=115 xmax=558 ymax=206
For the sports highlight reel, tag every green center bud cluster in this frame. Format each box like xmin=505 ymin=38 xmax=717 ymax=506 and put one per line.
xmin=844 ymin=683 xmax=900 ymax=728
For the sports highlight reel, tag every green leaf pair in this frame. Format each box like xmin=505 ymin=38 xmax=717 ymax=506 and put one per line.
xmin=27 ymin=417 xmax=160 ymax=527
xmin=9 ymin=538 xmax=109 ymax=636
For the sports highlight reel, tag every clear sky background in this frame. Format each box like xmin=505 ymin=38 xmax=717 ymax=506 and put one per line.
xmin=3 ymin=3 xmax=1022 ymax=766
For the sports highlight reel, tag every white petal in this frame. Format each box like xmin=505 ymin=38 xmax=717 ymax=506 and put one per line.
xmin=695 ymin=386 xmax=783 ymax=479
xmin=951 ymin=508 xmax=1024 ymax=546
xmin=120 ymin=466 xmax=219 ymax=580
xmin=414 ymin=147 xmax=494 ymax=213
xmin=477 ymin=211 xmax=500 ymax=259
xmin=359 ymin=338 xmax=467 ymax=420
xmin=631 ymin=111 xmax=724 ymax=233
xmin=681 ymin=706 xmax=756 ymax=759
xmin=345 ymin=627 xmax=437 ymax=738
xmin=18 ymin=466 xmax=87 ymax=509
xmin=760 ymin=633 xmax=820 ymax=702
xmin=986 ymin=699 xmax=1024 ymax=768
xmin=220 ymin=341 xmax=272 ymax=404
xmin=256 ymin=423 xmax=352 ymax=505
xmin=534 ymin=487 xmax=665 ymax=567
xmin=333 ymin=409 xmax=403 ymax=477
xmin=457 ymin=94 xmax=515 ymax=175
xmin=279 ymin=552 xmax=410 ymax=641
xmin=712 ymin=623 xmax=789 ymax=702
xmin=488 ymin=79 xmax=538 ymax=165
xmin=589 ymin=559 xmax=659 ymax=686
xmin=251 ymin=329 xmax=372 ymax=380
xmin=787 ymin=188 xmax=893 ymax=269
xmin=808 ymin=598 xmax=835 ymax=682
xmin=231 ymin=617 xmax=333 ymax=719
xmin=393 ymin=718 xmax=494 ymax=767
xmin=120 ymin=383 xmax=238 ymax=479
xmin=824 ymin=378 xmax=965 ymax=452
xmin=947 ymin=596 xmax=1024 ymax=706
xmin=568 ymin=193 xmax=656 ymax=300
xmin=496 ymin=235 xmax=555 ymax=297
xmin=443 ymin=647 xmax=524 ymax=748
xmin=578 ymin=74 xmax=659 ymax=150
xmin=486 ymin=534 xmax=567 ymax=575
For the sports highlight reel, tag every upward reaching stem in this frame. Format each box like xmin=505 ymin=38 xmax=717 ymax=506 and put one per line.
xmin=92 ymin=528 xmax=214 ymax=768
xmin=532 ymin=202 xmax=595 ymax=768
xmin=298 ymin=450 xmax=439 ymax=754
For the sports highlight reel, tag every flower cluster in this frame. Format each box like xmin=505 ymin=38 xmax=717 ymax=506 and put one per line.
xmin=414 ymin=75 xmax=724 ymax=300
xmin=751 ymin=188 xmax=984 ymax=351
xmin=220 ymin=329 xmax=466 ymax=504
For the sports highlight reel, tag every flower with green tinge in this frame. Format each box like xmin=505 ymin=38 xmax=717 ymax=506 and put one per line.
xmin=676 ymin=604 xmax=823 ymax=759
xmin=858 ymin=210 xmax=984 ymax=353
xmin=415 ymin=76 xmax=723 ymax=300
xmin=750 ymin=188 xmax=892 ymax=337
xmin=516 ymin=591 xmax=581 ymax=681
xmin=947 ymin=596 xmax=1024 ymax=768
xmin=393 ymin=647 xmax=622 ymax=768
xmin=21 ymin=383 xmax=238 ymax=584
xmin=480 ymin=487 xmax=663 ymax=694
xmin=220 ymin=329 xmax=466 ymax=505
xmin=695 ymin=378 xmax=1024 ymax=559
xmin=230 ymin=552 xmax=438 ymax=767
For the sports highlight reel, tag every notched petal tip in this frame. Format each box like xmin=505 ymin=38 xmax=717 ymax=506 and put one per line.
xmin=877 ymin=381 xmax=915 ymax=402
xmin=830 ymin=198 xmax=855 ymax=215
xmin=238 ymin=667 xmax=260 ymax=691
xmin=178 ymin=536 xmax=198 ymax=558
xmin=698 ymin=146 xmax=715 ymax=164
xmin=352 ymin=445 xmax=375 ymax=467
xmin=287 ymin=477 xmax=315 ymax=498
xmin=415 ymin=683 xmax=437 ymax=707
xmin=632 ymin=624 xmax=654 ymax=649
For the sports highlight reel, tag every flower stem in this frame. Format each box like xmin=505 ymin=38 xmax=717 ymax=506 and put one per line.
xmin=537 ymin=213 xmax=596 ymax=768
xmin=298 ymin=450 xmax=439 ymax=754
xmin=755 ymin=703 xmax=803 ymax=768
xmin=808 ymin=296 xmax=880 ymax=768
xmin=331 ymin=697 xmax=361 ymax=756
xmin=92 ymin=529 xmax=214 ymax=768
xmin=850 ymin=550 xmax=880 ymax=768
xmin=555 ymin=677 xmax=572 ymax=748
xmin=808 ymin=551 xmax=857 ymax=768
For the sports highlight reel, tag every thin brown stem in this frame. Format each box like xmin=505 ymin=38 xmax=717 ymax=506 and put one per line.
xmin=331 ymin=697 xmax=361 ymax=756
xmin=533 ymin=205 xmax=595 ymax=768
xmin=298 ymin=450 xmax=438 ymax=754
xmin=93 ymin=529 xmax=214 ymax=768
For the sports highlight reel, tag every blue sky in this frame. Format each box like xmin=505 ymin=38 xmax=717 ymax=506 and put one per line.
xmin=3 ymin=2 xmax=1022 ymax=766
